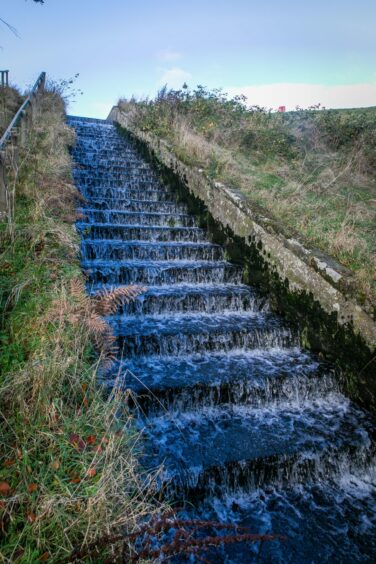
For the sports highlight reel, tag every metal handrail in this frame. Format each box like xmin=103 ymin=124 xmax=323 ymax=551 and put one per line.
xmin=0 ymin=71 xmax=46 ymax=150
xmin=0 ymin=71 xmax=46 ymax=219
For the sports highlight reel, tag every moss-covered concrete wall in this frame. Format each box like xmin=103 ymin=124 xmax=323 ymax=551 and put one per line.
xmin=109 ymin=106 xmax=376 ymax=411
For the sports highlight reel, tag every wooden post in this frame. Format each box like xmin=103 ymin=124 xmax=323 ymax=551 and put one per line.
xmin=39 ymin=72 xmax=45 ymax=92
xmin=20 ymin=110 xmax=28 ymax=148
xmin=30 ymin=94 xmax=36 ymax=124
xmin=0 ymin=151 xmax=7 ymax=219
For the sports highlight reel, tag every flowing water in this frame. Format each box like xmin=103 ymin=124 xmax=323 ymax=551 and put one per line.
xmin=69 ymin=116 xmax=376 ymax=562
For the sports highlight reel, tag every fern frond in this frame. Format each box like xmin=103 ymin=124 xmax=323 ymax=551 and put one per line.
xmin=92 ymin=285 xmax=147 ymax=315
xmin=100 ymin=356 xmax=116 ymax=372
xmin=86 ymin=313 xmax=119 ymax=362
xmin=86 ymin=313 xmax=109 ymax=335
xmin=69 ymin=277 xmax=87 ymax=309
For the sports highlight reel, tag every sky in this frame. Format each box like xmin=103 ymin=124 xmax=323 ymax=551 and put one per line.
xmin=1 ymin=0 xmax=376 ymax=118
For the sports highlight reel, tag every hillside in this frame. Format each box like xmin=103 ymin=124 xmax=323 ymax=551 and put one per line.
xmin=0 ymin=87 xmax=157 ymax=561
xmin=120 ymin=89 xmax=376 ymax=310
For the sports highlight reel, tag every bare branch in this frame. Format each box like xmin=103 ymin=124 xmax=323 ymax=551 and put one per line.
xmin=0 ymin=17 xmax=19 ymax=38
xmin=0 ymin=1 xmax=45 ymax=40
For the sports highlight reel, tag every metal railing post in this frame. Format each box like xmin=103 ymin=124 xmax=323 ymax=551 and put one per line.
xmin=1 ymin=70 xmax=10 ymax=88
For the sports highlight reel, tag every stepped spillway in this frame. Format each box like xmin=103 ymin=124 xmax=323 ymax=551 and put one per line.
xmin=69 ymin=116 xmax=376 ymax=563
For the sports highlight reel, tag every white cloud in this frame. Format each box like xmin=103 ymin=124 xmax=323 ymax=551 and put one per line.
xmin=157 ymin=50 xmax=182 ymax=62
xmin=227 ymin=83 xmax=376 ymax=110
xmin=158 ymin=67 xmax=192 ymax=89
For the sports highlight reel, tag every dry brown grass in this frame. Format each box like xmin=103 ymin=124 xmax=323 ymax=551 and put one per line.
xmin=121 ymin=95 xmax=376 ymax=309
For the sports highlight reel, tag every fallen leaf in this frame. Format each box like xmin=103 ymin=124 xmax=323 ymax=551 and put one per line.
xmin=93 ymin=445 xmax=103 ymax=454
xmin=82 ymin=397 xmax=89 ymax=408
xmin=69 ymin=471 xmax=81 ymax=484
xmin=28 ymin=483 xmax=38 ymax=493
xmin=69 ymin=433 xmax=86 ymax=452
xmin=3 ymin=460 xmax=15 ymax=468
xmin=39 ymin=552 xmax=50 ymax=562
xmin=51 ymin=459 xmax=60 ymax=471
xmin=26 ymin=512 xmax=37 ymax=523
xmin=81 ymin=383 xmax=88 ymax=392
xmin=86 ymin=467 xmax=97 ymax=478
xmin=86 ymin=435 xmax=96 ymax=445
xmin=0 ymin=482 xmax=12 ymax=497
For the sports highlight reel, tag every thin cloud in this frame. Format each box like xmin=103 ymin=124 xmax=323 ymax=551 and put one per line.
xmin=227 ymin=83 xmax=376 ymax=110
xmin=157 ymin=50 xmax=182 ymax=62
xmin=158 ymin=67 xmax=192 ymax=89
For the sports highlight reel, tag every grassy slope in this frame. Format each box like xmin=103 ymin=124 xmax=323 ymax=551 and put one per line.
xmin=121 ymin=90 xmax=376 ymax=310
xmin=0 ymin=90 xmax=157 ymax=562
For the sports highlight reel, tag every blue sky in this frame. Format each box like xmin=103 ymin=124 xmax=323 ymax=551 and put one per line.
xmin=1 ymin=0 xmax=375 ymax=117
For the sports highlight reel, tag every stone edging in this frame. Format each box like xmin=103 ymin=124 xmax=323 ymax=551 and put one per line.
xmin=108 ymin=106 xmax=376 ymax=351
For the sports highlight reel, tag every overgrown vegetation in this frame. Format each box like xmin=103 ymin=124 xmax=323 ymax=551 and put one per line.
xmin=120 ymin=86 xmax=376 ymax=309
xmin=0 ymin=88 xmax=160 ymax=562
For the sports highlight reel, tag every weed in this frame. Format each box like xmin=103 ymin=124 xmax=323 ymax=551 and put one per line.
xmin=69 ymin=509 xmax=285 ymax=562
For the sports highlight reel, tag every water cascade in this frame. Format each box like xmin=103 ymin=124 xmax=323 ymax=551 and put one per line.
xmin=69 ymin=116 xmax=376 ymax=562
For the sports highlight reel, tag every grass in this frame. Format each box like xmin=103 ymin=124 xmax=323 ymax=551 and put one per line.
xmin=120 ymin=88 xmax=376 ymax=310
xmin=0 ymin=88 xmax=161 ymax=562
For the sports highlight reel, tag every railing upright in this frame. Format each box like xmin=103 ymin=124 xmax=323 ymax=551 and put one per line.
xmin=0 ymin=70 xmax=9 ymax=88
